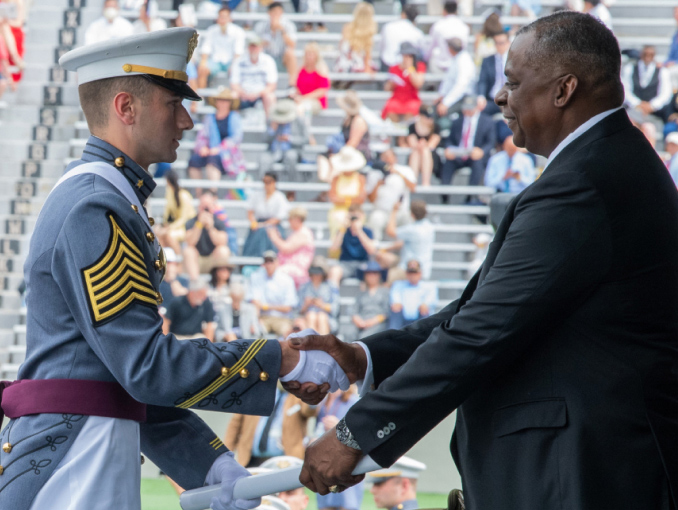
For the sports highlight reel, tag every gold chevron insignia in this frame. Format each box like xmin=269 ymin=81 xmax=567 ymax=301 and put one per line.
xmin=83 ymin=214 xmax=158 ymax=325
xmin=209 ymin=437 xmax=224 ymax=450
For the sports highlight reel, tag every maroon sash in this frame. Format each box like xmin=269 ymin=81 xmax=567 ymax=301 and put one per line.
xmin=0 ymin=379 xmax=147 ymax=423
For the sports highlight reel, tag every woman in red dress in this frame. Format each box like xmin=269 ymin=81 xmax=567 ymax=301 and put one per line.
xmin=381 ymin=42 xmax=426 ymax=125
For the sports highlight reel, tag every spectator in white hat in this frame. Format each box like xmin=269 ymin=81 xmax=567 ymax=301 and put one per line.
xmin=664 ymin=131 xmax=678 ymax=187
xmin=368 ymin=457 xmax=426 ymax=510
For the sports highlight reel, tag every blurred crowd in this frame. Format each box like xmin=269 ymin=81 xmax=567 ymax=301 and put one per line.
xmin=0 ymin=0 xmax=24 ymax=101
xmin=47 ymin=0 xmax=678 ymax=344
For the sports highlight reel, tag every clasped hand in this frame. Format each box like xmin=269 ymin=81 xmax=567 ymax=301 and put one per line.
xmin=279 ymin=329 xmax=368 ymax=405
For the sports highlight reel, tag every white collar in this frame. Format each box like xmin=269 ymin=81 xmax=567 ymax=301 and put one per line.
xmin=543 ymin=107 xmax=622 ymax=171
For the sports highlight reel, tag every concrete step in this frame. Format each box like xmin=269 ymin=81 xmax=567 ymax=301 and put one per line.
xmin=0 ymin=122 xmax=77 ymax=142
xmin=0 ymin=310 xmax=22 ymax=330
xmin=0 ymin=176 xmax=58 ymax=198
xmin=1 ymin=273 xmax=25 ymax=293
xmin=14 ymin=80 xmax=81 ymax=107
xmin=0 ymin=104 xmax=81 ymax=125
xmin=8 ymin=344 xmax=26 ymax=364
xmin=4 ymin=159 xmax=66 ymax=179
xmin=27 ymin=6 xmax=101 ymax=29
xmin=0 ymin=292 xmax=22 ymax=310
xmin=0 ymin=140 xmax=70 ymax=161
xmin=0 ymin=196 xmax=46 ymax=217
xmin=610 ymin=1 xmax=676 ymax=19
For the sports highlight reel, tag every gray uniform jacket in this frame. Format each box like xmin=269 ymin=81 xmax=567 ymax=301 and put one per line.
xmin=0 ymin=137 xmax=281 ymax=508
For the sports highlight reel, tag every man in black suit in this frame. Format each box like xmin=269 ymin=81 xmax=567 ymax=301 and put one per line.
xmin=285 ymin=11 xmax=678 ymax=510
xmin=440 ymin=95 xmax=495 ymax=201
xmin=476 ymin=31 xmax=510 ymax=116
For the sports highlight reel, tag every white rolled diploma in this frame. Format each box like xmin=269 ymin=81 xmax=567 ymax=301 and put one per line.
xmin=180 ymin=456 xmax=381 ymax=510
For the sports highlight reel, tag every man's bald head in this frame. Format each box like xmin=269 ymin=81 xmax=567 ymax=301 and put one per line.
xmin=516 ymin=11 xmax=623 ymax=107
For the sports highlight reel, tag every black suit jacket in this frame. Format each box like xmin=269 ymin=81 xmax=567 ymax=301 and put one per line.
xmin=476 ymin=54 xmax=497 ymax=100
xmin=346 ymin=110 xmax=678 ymax=509
xmin=446 ymin=113 xmax=496 ymax=162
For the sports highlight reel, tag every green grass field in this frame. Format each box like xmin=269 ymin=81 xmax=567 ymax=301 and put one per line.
xmin=140 ymin=479 xmax=448 ymax=510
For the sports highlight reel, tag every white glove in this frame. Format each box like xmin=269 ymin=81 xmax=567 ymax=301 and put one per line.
xmin=205 ymin=451 xmax=261 ymax=510
xmin=280 ymin=328 xmax=350 ymax=392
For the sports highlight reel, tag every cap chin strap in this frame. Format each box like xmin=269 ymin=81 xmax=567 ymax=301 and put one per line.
xmin=122 ymin=63 xmax=188 ymax=82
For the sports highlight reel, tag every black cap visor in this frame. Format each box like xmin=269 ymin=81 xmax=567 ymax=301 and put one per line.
xmin=143 ymin=74 xmax=202 ymax=101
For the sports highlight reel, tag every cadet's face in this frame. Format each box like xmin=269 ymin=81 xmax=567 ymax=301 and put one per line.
xmin=279 ymin=488 xmax=309 ymax=510
xmin=495 ymin=32 xmax=558 ymax=156
xmin=370 ymin=478 xmax=404 ymax=509
xmin=137 ymin=86 xmax=194 ymax=166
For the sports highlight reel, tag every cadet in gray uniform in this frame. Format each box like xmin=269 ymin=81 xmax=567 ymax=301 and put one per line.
xmin=368 ymin=457 xmax=426 ymax=510
xmin=0 ymin=28 xmax=328 ymax=510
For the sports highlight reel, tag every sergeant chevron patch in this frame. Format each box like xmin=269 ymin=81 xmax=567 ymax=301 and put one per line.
xmin=83 ymin=214 xmax=158 ymax=326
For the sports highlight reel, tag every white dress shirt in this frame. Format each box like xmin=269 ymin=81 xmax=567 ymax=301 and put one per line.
xmin=84 ymin=16 xmax=134 ymax=46
xmin=621 ymin=61 xmax=673 ymax=111
xmin=489 ymin=52 xmax=509 ymax=99
xmin=438 ymin=50 xmax=476 ymax=107
xmin=230 ymin=52 xmax=279 ymax=95
xmin=484 ymin=150 xmax=537 ymax=193
xmin=589 ymin=4 xmax=613 ymax=31
xmin=201 ymin=22 xmax=246 ymax=65
xmin=379 ymin=19 xmax=424 ymax=67
xmin=426 ymin=14 xmax=470 ymax=71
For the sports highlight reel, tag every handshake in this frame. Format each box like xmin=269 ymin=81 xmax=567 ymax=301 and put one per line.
xmin=277 ymin=328 xmax=369 ymax=405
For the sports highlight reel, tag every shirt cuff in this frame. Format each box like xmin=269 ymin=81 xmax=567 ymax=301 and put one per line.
xmin=355 ymin=341 xmax=374 ymax=397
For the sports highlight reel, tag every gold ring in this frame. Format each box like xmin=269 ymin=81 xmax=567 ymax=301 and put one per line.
xmin=329 ymin=485 xmax=339 ymax=493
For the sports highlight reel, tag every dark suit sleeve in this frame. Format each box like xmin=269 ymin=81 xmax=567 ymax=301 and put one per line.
xmin=478 ymin=116 xmax=497 ymax=156
xmin=445 ymin=119 xmax=463 ymax=148
xmin=476 ymin=57 xmax=493 ymax=99
xmin=346 ymin=169 xmax=613 ymax=467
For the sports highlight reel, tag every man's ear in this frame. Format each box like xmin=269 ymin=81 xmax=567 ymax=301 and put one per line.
xmin=112 ymin=91 xmax=137 ymax=126
xmin=554 ymin=74 xmax=578 ymax=108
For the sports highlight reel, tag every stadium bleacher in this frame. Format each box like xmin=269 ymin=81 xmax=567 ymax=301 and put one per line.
xmin=0 ymin=0 xmax=674 ymax=385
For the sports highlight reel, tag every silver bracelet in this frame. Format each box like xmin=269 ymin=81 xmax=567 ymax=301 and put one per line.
xmin=336 ymin=417 xmax=362 ymax=450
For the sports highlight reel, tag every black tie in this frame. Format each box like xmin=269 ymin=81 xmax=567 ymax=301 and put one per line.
xmin=258 ymin=391 xmax=283 ymax=454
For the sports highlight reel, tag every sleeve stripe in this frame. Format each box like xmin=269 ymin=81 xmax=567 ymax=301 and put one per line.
xmin=177 ymin=338 xmax=268 ymax=409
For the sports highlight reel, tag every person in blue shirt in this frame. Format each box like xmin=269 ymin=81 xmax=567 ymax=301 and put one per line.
xmin=484 ymin=127 xmax=537 ymax=193
xmin=328 ymin=205 xmax=377 ymax=283
xmin=389 ymin=259 xmax=438 ymax=328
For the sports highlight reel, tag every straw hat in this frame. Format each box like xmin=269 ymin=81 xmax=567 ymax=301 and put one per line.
xmin=206 ymin=86 xmax=240 ymax=109
xmin=329 ymin=146 xmax=367 ymax=174
xmin=336 ymin=90 xmax=363 ymax=117
xmin=269 ymin=99 xmax=298 ymax=124
xmin=288 ymin=206 xmax=308 ymax=221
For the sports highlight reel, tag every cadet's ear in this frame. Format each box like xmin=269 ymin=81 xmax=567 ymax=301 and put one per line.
xmin=112 ymin=91 xmax=136 ymax=126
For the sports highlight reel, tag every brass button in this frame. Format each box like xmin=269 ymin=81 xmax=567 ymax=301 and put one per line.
xmin=131 ymin=204 xmax=139 ymax=213
xmin=239 ymin=368 xmax=249 ymax=378
xmin=221 ymin=367 xmax=230 ymax=377
xmin=149 ymin=217 xmax=155 ymax=226
xmin=155 ymin=259 xmax=165 ymax=271
xmin=140 ymin=455 xmax=145 ymax=465
xmin=1 ymin=443 xmax=11 ymax=453
xmin=155 ymin=291 xmax=163 ymax=304
xmin=114 ymin=156 xmax=125 ymax=168
xmin=146 ymin=232 xmax=155 ymax=242
xmin=259 ymin=372 xmax=269 ymax=382
xmin=123 ymin=64 xmax=133 ymax=73
xmin=0 ymin=465 xmax=4 ymax=475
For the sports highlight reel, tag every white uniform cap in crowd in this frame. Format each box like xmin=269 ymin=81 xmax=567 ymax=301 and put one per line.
xmin=58 ymin=27 xmax=201 ymax=101
xmin=259 ymin=456 xmax=304 ymax=471
xmin=258 ymin=495 xmax=291 ymax=510
xmin=367 ymin=456 xmax=426 ymax=483
xmin=665 ymin=132 xmax=678 ymax=146
xmin=247 ymin=467 xmax=273 ymax=476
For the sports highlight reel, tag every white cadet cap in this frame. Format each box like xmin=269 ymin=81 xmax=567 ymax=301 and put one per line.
xmin=368 ymin=456 xmax=426 ymax=483
xmin=260 ymin=456 xmax=304 ymax=471
xmin=666 ymin=132 xmax=678 ymax=146
xmin=247 ymin=467 xmax=273 ymax=476
xmin=59 ymin=27 xmax=201 ymax=101
xmin=258 ymin=496 xmax=291 ymax=510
